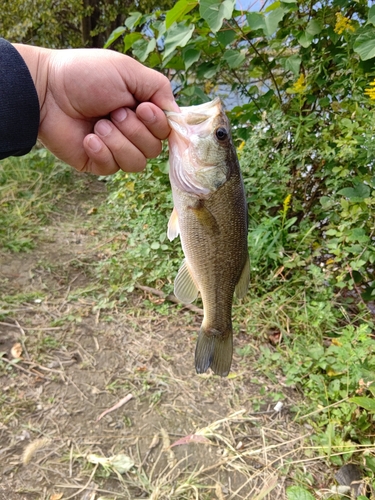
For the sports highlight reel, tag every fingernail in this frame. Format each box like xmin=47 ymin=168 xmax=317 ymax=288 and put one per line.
xmin=112 ymin=107 xmax=128 ymax=123
xmin=96 ymin=120 xmax=112 ymax=137
xmin=87 ymin=135 xmax=102 ymax=153
xmin=171 ymin=101 xmax=181 ymax=112
xmin=138 ymin=106 xmax=155 ymax=123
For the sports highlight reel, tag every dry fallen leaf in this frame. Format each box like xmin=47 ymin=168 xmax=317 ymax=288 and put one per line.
xmin=11 ymin=342 xmax=22 ymax=359
xmin=50 ymin=493 xmax=63 ymax=500
xmin=171 ymin=433 xmax=211 ymax=447
xmin=87 ymin=452 xmax=134 ymax=474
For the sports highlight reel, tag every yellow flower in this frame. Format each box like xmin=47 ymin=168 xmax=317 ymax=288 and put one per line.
xmin=283 ymin=194 xmax=292 ymax=214
xmin=334 ymin=12 xmax=355 ymax=35
xmin=290 ymin=74 xmax=307 ymax=94
xmin=364 ymin=80 xmax=375 ymax=100
xmin=204 ymin=81 xmax=214 ymax=94
xmin=237 ymin=140 xmax=246 ymax=152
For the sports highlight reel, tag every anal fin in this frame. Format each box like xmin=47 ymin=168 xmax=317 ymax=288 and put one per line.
xmin=235 ymin=254 xmax=250 ymax=299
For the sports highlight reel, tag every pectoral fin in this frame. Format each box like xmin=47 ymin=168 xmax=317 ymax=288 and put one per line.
xmin=167 ymin=207 xmax=180 ymax=241
xmin=189 ymin=200 xmax=220 ymax=236
xmin=235 ymin=254 xmax=250 ymax=299
xmin=174 ymin=259 xmax=199 ymax=304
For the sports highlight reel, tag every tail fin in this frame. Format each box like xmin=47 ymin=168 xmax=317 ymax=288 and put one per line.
xmin=195 ymin=327 xmax=233 ymax=377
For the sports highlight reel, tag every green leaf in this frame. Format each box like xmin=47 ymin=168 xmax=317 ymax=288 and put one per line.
xmin=246 ymin=12 xmax=265 ymax=31
xmin=166 ymin=0 xmax=198 ymax=29
xmin=298 ymin=19 xmax=322 ymax=47
xmin=264 ymin=7 xmax=286 ymax=36
xmin=180 ymin=85 xmax=211 ymax=105
xmin=163 ymin=22 xmax=195 ymax=59
xmin=104 ymin=26 xmax=126 ymax=49
xmin=216 ymin=29 xmax=236 ymax=46
xmin=223 ymin=49 xmax=246 ymax=68
xmin=350 ymin=259 xmax=367 ymax=271
xmin=309 ymin=344 xmax=325 ymax=361
xmin=286 ymin=486 xmax=315 ymax=500
xmin=368 ymin=5 xmax=375 ymax=26
xmin=338 ymin=183 xmax=371 ymax=200
xmin=183 ymin=48 xmax=201 ymax=69
xmin=365 ymin=454 xmax=375 ymax=473
xmin=350 ymin=396 xmax=375 ymax=413
xmin=152 ymin=20 xmax=167 ymax=39
xmin=306 ymin=19 xmax=322 ymax=36
xmin=265 ymin=1 xmax=281 ymax=12
xmin=281 ymin=54 xmax=301 ymax=76
xmin=200 ymin=0 xmax=235 ymax=33
xmin=197 ymin=61 xmax=219 ymax=79
xmin=147 ymin=52 xmax=162 ymax=68
xmin=354 ymin=30 xmax=375 ymax=60
xmin=347 ymin=228 xmax=369 ymax=243
xmin=125 ymin=12 xmax=142 ymax=30
xmin=298 ymin=32 xmax=311 ymax=48
xmin=132 ymin=38 xmax=156 ymax=62
xmin=124 ymin=32 xmax=143 ymax=53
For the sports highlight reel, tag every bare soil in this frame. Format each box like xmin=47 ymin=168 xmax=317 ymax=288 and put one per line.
xmin=0 ymin=177 xmax=329 ymax=500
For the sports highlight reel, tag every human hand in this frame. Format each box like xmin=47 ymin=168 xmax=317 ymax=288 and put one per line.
xmin=14 ymin=45 xmax=178 ymax=175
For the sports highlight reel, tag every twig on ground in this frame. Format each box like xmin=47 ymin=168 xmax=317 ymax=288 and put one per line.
xmin=97 ymin=393 xmax=134 ymax=422
xmin=0 ymin=355 xmax=50 ymax=380
xmin=135 ymin=284 xmax=204 ymax=315
xmin=63 ymin=463 xmax=98 ymax=500
xmin=14 ymin=320 xmax=30 ymax=361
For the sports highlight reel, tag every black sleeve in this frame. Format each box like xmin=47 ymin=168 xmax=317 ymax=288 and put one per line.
xmin=0 ymin=38 xmax=40 ymax=160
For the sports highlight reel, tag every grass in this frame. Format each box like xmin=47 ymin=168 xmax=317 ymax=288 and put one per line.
xmin=1 ymin=150 xmax=375 ymax=498
xmin=0 ymin=148 xmax=78 ymax=252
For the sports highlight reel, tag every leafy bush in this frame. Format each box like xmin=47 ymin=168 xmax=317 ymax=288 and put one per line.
xmin=95 ymin=158 xmax=182 ymax=294
xmin=102 ymin=0 xmax=375 ymax=299
xmin=99 ymin=0 xmax=375 ymax=475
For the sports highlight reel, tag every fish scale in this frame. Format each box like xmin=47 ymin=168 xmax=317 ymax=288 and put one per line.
xmin=166 ymin=98 xmax=249 ymax=377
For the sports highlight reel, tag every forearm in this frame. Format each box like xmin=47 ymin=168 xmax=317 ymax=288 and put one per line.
xmin=0 ymin=39 xmax=42 ymax=159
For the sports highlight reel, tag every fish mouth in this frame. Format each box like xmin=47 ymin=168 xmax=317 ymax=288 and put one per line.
xmin=165 ymin=97 xmax=222 ymax=128
xmin=165 ymin=98 xmax=224 ymax=147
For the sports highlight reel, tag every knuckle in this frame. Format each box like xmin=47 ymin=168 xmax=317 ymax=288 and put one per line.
xmin=114 ymin=148 xmax=146 ymax=173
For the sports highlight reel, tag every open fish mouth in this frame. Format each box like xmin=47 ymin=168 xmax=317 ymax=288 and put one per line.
xmin=165 ymin=97 xmax=222 ymax=129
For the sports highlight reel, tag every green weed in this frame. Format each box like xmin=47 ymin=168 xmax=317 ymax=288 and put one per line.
xmin=0 ymin=148 xmax=75 ymax=252
xmin=94 ymin=157 xmax=182 ymax=296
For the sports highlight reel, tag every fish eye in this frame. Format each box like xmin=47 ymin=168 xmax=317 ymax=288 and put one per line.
xmin=215 ymin=127 xmax=228 ymax=141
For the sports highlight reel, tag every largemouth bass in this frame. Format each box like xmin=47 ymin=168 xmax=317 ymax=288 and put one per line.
xmin=166 ymin=98 xmax=250 ymax=377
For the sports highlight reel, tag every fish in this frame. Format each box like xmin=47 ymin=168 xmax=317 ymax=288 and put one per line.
xmin=165 ymin=98 xmax=250 ymax=377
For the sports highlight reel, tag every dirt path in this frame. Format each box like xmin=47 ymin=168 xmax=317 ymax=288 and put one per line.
xmin=0 ymin=178 xmax=323 ymax=499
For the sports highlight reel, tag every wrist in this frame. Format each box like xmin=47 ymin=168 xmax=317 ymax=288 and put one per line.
xmin=12 ymin=44 xmax=50 ymax=123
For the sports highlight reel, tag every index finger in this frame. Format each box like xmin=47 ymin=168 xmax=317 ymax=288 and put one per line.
xmin=123 ymin=57 xmax=179 ymax=112
xmin=135 ymin=102 xmax=171 ymax=140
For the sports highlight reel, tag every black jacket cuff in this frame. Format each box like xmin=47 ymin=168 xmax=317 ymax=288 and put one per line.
xmin=0 ymin=38 xmax=40 ymax=160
